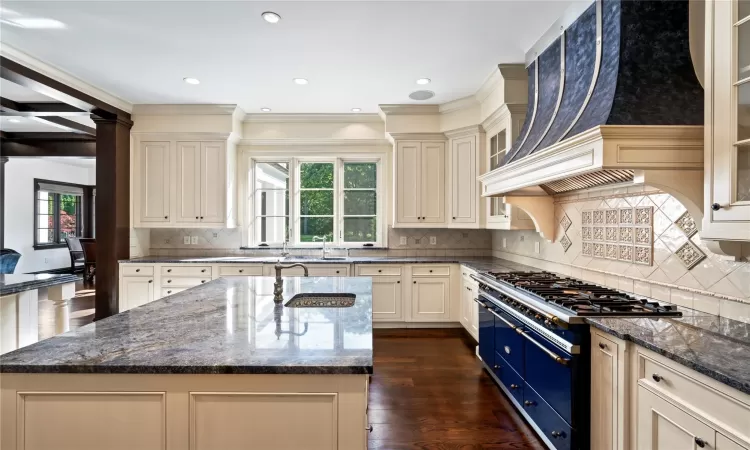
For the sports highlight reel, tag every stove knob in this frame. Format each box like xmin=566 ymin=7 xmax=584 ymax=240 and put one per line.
xmin=535 ymin=314 xmax=542 ymax=321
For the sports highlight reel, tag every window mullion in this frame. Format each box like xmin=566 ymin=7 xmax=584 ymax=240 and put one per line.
xmin=53 ymin=194 xmax=61 ymax=244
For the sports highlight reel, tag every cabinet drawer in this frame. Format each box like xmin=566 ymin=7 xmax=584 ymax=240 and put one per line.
xmin=308 ymin=266 xmax=349 ymax=277
xmin=357 ymin=265 xmax=402 ymax=276
xmin=638 ymin=351 xmax=750 ymax=438
xmin=161 ymin=265 xmax=212 ymax=277
xmin=121 ymin=265 xmax=154 ymax=276
xmin=218 ymin=265 xmax=263 ymax=276
xmin=161 ymin=277 xmax=210 ymax=288
xmin=523 ymin=384 xmax=573 ymax=450
xmin=412 ymin=265 xmax=450 ymax=276
xmin=161 ymin=288 xmax=187 ymax=297
xmin=494 ymin=351 xmax=524 ymax=406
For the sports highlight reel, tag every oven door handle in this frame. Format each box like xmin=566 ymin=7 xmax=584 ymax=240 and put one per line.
xmin=519 ymin=330 xmax=570 ymax=366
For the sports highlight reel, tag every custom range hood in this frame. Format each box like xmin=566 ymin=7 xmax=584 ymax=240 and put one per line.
xmin=479 ymin=0 xmax=705 ymax=240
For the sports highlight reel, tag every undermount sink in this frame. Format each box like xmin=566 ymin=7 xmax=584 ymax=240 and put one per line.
xmin=285 ymin=293 xmax=356 ymax=308
xmin=322 ymin=256 xmax=348 ymax=260
xmin=283 ymin=255 xmax=348 ymax=261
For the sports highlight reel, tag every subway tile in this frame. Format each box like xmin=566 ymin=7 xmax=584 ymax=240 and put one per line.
xmin=669 ymin=289 xmax=693 ymax=308
xmin=720 ymin=299 xmax=750 ymax=324
xmin=650 ymin=285 xmax=671 ymax=302
xmin=693 ymin=293 xmax=720 ymax=315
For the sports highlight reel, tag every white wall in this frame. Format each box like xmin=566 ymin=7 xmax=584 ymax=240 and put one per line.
xmin=4 ymin=158 xmax=95 ymax=273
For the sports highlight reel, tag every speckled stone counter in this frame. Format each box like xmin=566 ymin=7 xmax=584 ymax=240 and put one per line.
xmin=0 ymin=276 xmax=373 ymax=375
xmin=588 ymin=314 xmax=750 ymax=395
xmin=0 ymin=273 xmax=79 ymax=296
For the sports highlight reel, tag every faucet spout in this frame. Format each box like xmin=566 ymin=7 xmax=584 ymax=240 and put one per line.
xmin=272 ymin=262 xmax=310 ymax=303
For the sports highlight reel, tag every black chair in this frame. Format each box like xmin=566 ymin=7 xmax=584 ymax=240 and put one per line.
xmin=0 ymin=249 xmax=21 ymax=274
xmin=79 ymin=238 xmax=96 ymax=282
xmin=65 ymin=237 xmax=85 ymax=274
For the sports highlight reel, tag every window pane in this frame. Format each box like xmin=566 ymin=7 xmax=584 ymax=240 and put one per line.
xmin=344 ymin=217 xmax=376 ymax=242
xmin=741 ymin=0 xmax=750 ymax=22
xmin=299 ymin=217 xmax=333 ymax=242
xmin=344 ymin=191 xmax=376 ymax=215
xmin=255 ymin=216 xmax=289 ymax=243
xmin=490 ymin=134 xmax=498 ymax=156
xmin=37 ymin=199 xmax=53 ymax=215
xmin=37 ymin=228 xmax=53 ymax=244
xmin=497 ymin=130 xmax=507 ymax=152
xmin=256 ymin=189 xmax=289 ymax=216
xmin=740 ymin=20 xmax=750 ymax=81
xmin=59 ymin=212 xmax=77 ymax=241
xmin=300 ymin=190 xmax=333 ymax=215
xmin=255 ymin=162 xmax=289 ymax=190
xmin=738 ymin=145 xmax=750 ymax=202
xmin=739 ymin=82 xmax=750 ymax=142
xmin=344 ymin=163 xmax=376 ymax=189
xmin=300 ymin=163 xmax=333 ymax=188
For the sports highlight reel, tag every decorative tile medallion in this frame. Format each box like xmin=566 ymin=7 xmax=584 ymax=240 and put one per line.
xmin=560 ymin=214 xmax=572 ymax=232
xmin=674 ymin=211 xmax=698 ymax=238
xmin=619 ymin=208 xmax=634 ymax=225
xmin=618 ymin=226 xmax=633 ymax=244
xmin=619 ymin=245 xmax=633 ymax=262
xmin=605 ymin=244 xmax=618 ymax=260
xmin=635 ymin=207 xmax=653 ymax=225
xmin=674 ymin=240 xmax=706 ymax=269
xmin=582 ymin=207 xmax=653 ymax=266
xmin=606 ymin=209 xmax=618 ymax=225
xmin=560 ymin=234 xmax=572 ymax=252
xmin=634 ymin=246 xmax=653 ymax=265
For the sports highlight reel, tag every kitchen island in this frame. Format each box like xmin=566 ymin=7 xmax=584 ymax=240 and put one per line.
xmin=0 ymin=276 xmax=373 ymax=450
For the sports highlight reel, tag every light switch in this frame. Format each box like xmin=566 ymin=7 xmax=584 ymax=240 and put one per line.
xmin=534 ymin=242 xmax=540 ymax=254
xmin=399 ymin=236 xmax=407 ymax=246
xmin=191 ymin=236 xmax=199 ymax=245
xmin=429 ymin=236 xmax=437 ymax=245
xmin=502 ymin=238 xmax=507 ymax=248
xmin=183 ymin=236 xmax=190 ymax=245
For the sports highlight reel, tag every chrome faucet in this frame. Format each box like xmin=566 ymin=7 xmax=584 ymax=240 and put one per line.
xmin=273 ymin=261 xmax=309 ymax=303
xmin=312 ymin=235 xmax=329 ymax=258
xmin=281 ymin=240 xmax=290 ymax=258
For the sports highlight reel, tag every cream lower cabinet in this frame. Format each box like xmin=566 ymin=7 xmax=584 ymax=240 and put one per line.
xmin=393 ymin=139 xmax=447 ymax=227
xmin=637 ymin=385 xmax=716 ymax=450
xmin=459 ymin=267 xmax=479 ymax=340
xmin=120 ymin=276 xmax=155 ymax=312
xmin=590 ymin=330 xmax=626 ymax=450
xmin=356 ymin=265 xmax=403 ymax=322
xmin=410 ymin=277 xmax=450 ymax=322
xmin=263 ymin=264 xmax=350 ymax=277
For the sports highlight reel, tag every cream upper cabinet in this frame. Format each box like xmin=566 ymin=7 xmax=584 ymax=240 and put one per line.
xmin=139 ymin=141 xmax=171 ymax=223
xmin=394 ymin=140 xmax=447 ymax=227
xmin=703 ymin=0 xmax=750 ymax=243
xmin=449 ymin=134 xmax=479 ymax=227
xmin=199 ymin=142 xmax=227 ymax=224
xmin=637 ymin=385 xmax=715 ymax=450
xmin=176 ymin=141 xmax=201 ymax=223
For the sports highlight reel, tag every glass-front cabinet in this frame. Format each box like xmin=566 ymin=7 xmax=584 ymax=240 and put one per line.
xmin=703 ymin=0 xmax=750 ymax=244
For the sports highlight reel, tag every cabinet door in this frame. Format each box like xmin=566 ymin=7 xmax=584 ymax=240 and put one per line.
xmin=175 ymin=141 xmax=201 ymax=223
xmin=717 ymin=434 xmax=750 ymax=450
xmin=120 ymin=276 xmax=154 ymax=312
xmin=396 ymin=141 xmax=421 ymax=224
xmin=411 ymin=277 xmax=450 ymax=321
xmin=139 ymin=141 xmax=171 ymax=223
xmin=637 ymin=386 xmax=715 ymax=450
xmin=420 ymin=141 xmax=446 ymax=223
xmin=200 ymin=142 xmax=226 ymax=224
xmin=469 ymin=285 xmax=479 ymax=338
xmin=371 ymin=276 xmax=403 ymax=321
xmin=451 ymin=136 xmax=477 ymax=225
xmin=591 ymin=333 xmax=620 ymax=450
xmin=460 ymin=278 xmax=472 ymax=330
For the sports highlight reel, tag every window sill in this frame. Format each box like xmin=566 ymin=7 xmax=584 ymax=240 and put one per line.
xmin=33 ymin=243 xmax=68 ymax=250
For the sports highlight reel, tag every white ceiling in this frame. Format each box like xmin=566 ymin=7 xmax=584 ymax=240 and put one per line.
xmin=0 ymin=1 xmax=577 ymax=114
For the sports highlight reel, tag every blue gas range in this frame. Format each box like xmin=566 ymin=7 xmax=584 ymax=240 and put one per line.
xmin=472 ymin=271 xmax=681 ymax=450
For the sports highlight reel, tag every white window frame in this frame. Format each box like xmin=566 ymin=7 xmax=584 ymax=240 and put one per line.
xmin=246 ymin=153 xmax=385 ymax=248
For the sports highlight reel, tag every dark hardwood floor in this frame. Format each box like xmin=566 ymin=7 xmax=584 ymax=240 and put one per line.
xmin=369 ymin=329 xmax=545 ymax=450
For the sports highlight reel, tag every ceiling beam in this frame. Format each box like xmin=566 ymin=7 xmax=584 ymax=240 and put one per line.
xmin=0 ymin=139 xmax=96 ymax=157
xmin=0 ymin=97 xmax=89 ymax=116
xmin=37 ymin=116 xmax=96 ymax=135
xmin=0 ymin=56 xmax=129 ymax=120
xmin=1 ymin=131 xmax=96 ymax=141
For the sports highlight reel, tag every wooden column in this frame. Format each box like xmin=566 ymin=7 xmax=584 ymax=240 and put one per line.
xmin=92 ymin=115 xmax=132 ymax=320
xmin=0 ymin=156 xmax=7 ymax=249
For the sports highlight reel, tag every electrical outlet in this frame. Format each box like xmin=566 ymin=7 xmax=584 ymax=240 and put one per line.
xmin=44 ymin=257 xmax=48 ymax=264
xmin=534 ymin=242 xmax=540 ymax=254
xmin=430 ymin=236 xmax=437 ymax=245
xmin=520 ymin=235 xmax=525 ymax=242
xmin=399 ymin=236 xmax=407 ymax=246
xmin=502 ymin=238 xmax=507 ymax=248
xmin=164 ymin=239 xmax=171 ymax=245
xmin=212 ymin=232 xmax=218 ymax=238
xmin=191 ymin=236 xmax=199 ymax=245
xmin=183 ymin=236 xmax=190 ymax=245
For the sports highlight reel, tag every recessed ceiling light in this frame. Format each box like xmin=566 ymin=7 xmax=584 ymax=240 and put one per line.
xmin=293 ymin=78 xmax=308 ymax=85
xmin=8 ymin=118 xmax=21 ymax=123
xmin=261 ymin=11 xmax=281 ymax=24
xmin=416 ymin=78 xmax=431 ymax=85
xmin=183 ymin=77 xmax=200 ymax=85
xmin=261 ymin=107 xmax=272 ymax=112
xmin=2 ymin=18 xmax=66 ymax=29
xmin=351 ymin=108 xmax=361 ymax=113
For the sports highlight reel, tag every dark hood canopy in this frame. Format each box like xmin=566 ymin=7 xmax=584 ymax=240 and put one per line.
xmin=503 ymin=0 xmax=703 ymax=166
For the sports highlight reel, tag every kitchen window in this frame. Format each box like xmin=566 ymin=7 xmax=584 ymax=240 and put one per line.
xmin=249 ymin=156 xmax=383 ymax=247
xmin=34 ymin=179 xmax=85 ymax=249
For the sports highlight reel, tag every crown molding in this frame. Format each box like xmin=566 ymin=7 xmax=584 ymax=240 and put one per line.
xmin=1 ymin=43 xmax=133 ymax=113
xmin=378 ymin=104 xmax=440 ymax=116
xmin=481 ymin=103 xmax=527 ymax=133
xmin=387 ymin=132 xmax=446 ymax=142
xmin=130 ymin=131 xmax=233 ymax=140
xmin=497 ymin=64 xmax=528 ymax=81
xmin=238 ymin=138 xmax=391 ymax=147
xmin=438 ymin=96 xmax=479 ymax=114
xmin=474 ymin=67 xmax=504 ymax=104
xmin=244 ymin=113 xmax=382 ymax=123
xmin=132 ymin=104 xmax=240 ymax=116
xmin=444 ymin=125 xmax=484 ymax=139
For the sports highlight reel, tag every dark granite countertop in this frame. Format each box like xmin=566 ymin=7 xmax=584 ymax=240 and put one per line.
xmin=0 ymin=273 xmax=79 ymax=296
xmin=119 ymin=255 xmax=536 ymax=274
xmin=0 ymin=276 xmax=373 ymax=375
xmin=588 ymin=314 xmax=750 ymax=395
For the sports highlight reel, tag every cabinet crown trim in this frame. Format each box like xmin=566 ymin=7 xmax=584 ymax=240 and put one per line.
xmin=444 ymin=125 xmax=484 ymax=139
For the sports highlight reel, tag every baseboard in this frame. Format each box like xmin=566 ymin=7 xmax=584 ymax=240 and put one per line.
xmin=373 ymin=322 xmax=462 ymax=329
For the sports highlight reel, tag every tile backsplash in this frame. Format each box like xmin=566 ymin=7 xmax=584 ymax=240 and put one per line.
xmin=492 ymin=185 xmax=750 ymax=322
